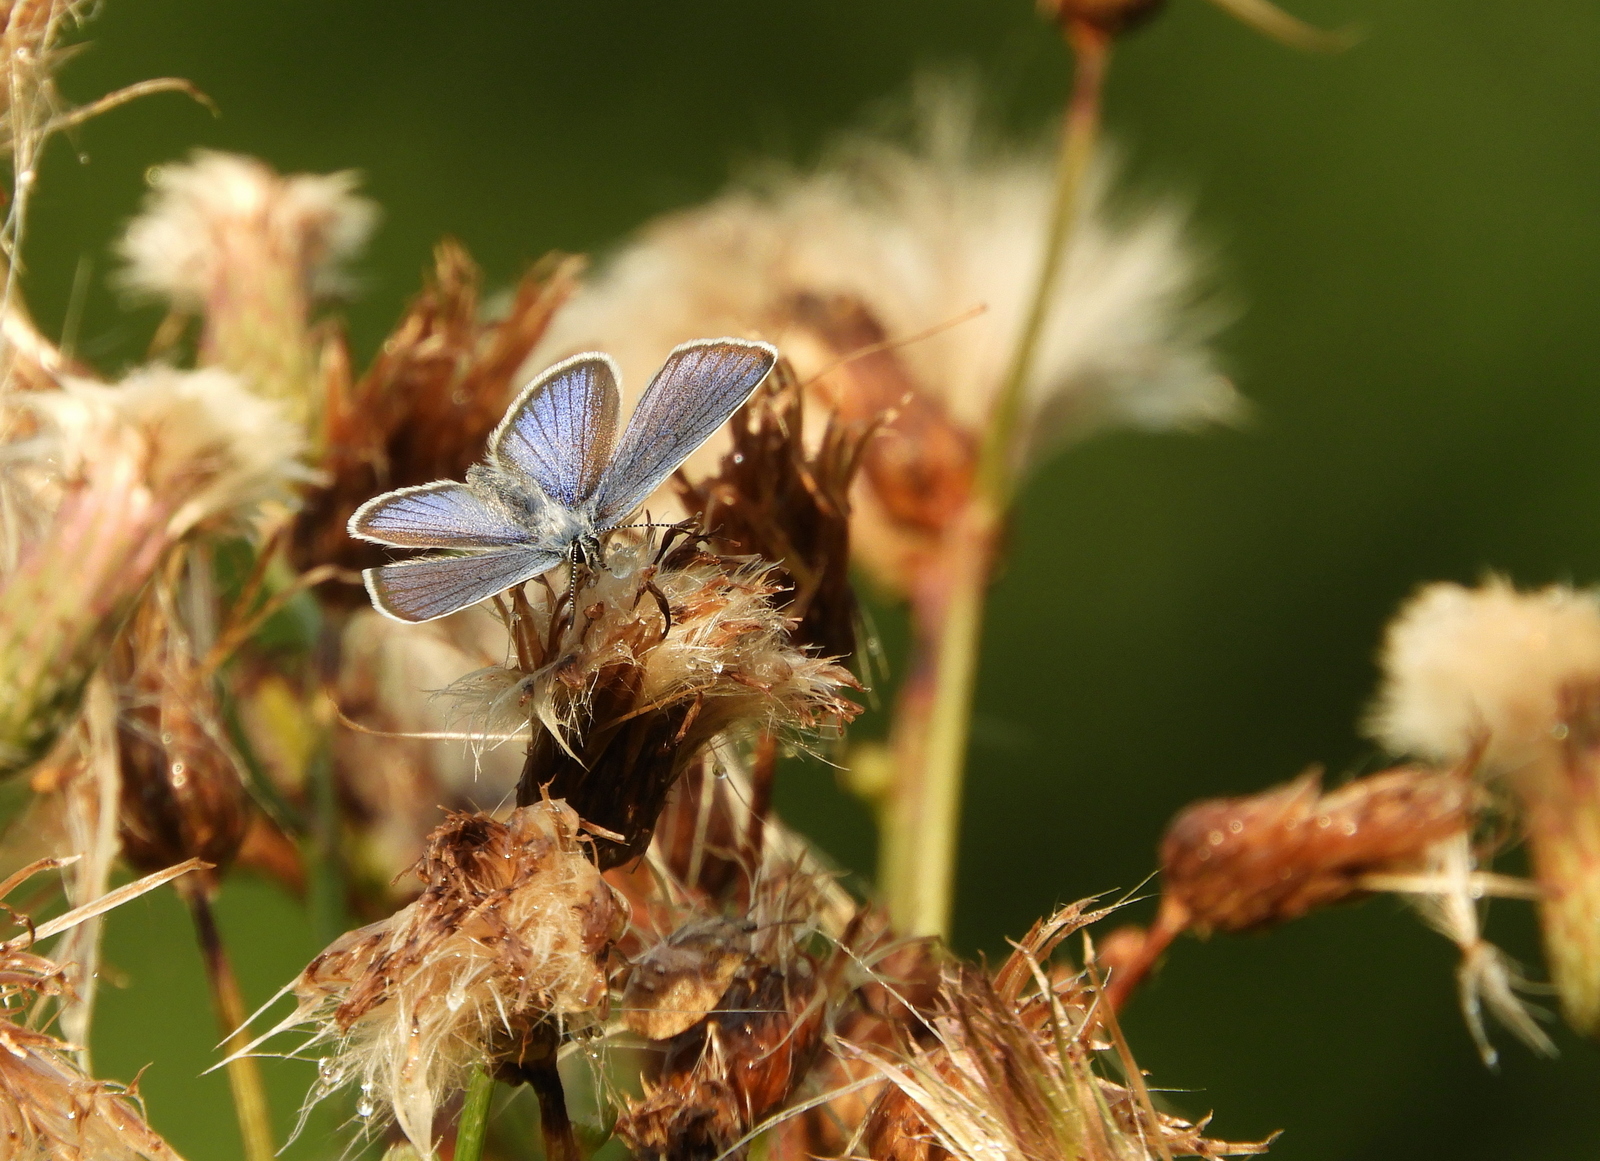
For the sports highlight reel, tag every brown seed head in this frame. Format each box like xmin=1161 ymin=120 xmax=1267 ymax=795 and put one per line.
xmin=1159 ymin=766 xmax=1473 ymax=936
xmin=445 ymin=532 xmax=858 ymax=869
xmin=290 ymin=241 xmax=581 ymax=589
xmin=259 ymin=799 xmax=625 ymax=1156
xmin=614 ymin=870 xmax=839 ymax=1161
xmin=112 ymin=575 xmax=250 ymax=880
xmin=674 ymin=357 xmax=864 ymax=662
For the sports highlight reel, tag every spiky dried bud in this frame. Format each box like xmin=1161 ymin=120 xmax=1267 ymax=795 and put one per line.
xmin=117 ymin=150 xmax=378 ymax=426
xmin=1106 ymin=762 xmax=1549 ymax=1061
xmin=528 ymin=84 xmax=1237 ymax=593
xmin=447 ymin=532 xmax=858 ymax=869
xmin=1158 ymin=766 xmax=1472 ymax=935
xmin=0 ymin=368 xmax=306 ymax=775
xmin=1369 ymin=578 xmax=1600 ymax=1038
xmin=291 ymin=242 xmax=581 ymax=588
xmin=857 ymin=903 xmax=1266 ymax=1161
xmin=258 ymin=800 xmax=624 ymax=1156
xmin=112 ymin=574 xmax=250 ymax=880
xmin=674 ymin=359 xmax=864 ymax=662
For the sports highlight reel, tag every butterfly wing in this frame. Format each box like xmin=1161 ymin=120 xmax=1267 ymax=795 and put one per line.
xmin=594 ymin=338 xmax=777 ymax=527
xmin=348 ymin=481 xmax=531 ymax=549
xmin=363 ymin=548 xmax=563 ymax=623
xmin=491 ymin=353 xmax=621 ymax=509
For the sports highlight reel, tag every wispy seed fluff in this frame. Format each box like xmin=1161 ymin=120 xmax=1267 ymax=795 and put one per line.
xmin=118 ymin=150 xmax=376 ymax=307
xmin=256 ymin=799 xmax=625 ymax=1157
xmin=1368 ymin=578 xmax=1600 ymax=1039
xmin=527 ymin=85 xmax=1238 ymax=568
xmin=1367 ymin=578 xmax=1600 ymax=770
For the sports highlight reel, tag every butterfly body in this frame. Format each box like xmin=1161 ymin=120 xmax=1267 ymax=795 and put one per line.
xmin=349 ymin=338 xmax=778 ymax=623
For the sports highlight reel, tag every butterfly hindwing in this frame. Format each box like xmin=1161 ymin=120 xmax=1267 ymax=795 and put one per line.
xmin=491 ymin=353 xmax=621 ymax=509
xmin=363 ymin=548 xmax=563 ymax=624
xmin=347 ymin=481 xmax=530 ymax=549
xmin=594 ymin=338 xmax=777 ymax=527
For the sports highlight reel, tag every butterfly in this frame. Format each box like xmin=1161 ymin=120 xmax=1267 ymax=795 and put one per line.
xmin=348 ymin=337 xmax=779 ymax=623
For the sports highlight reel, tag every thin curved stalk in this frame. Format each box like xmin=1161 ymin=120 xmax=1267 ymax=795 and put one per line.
xmin=882 ymin=26 xmax=1112 ymax=941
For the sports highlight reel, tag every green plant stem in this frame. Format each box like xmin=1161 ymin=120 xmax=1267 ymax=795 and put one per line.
xmin=184 ymin=882 xmax=276 ymax=1161
xmin=882 ymin=25 xmax=1112 ymax=940
xmin=454 ymin=1066 xmax=496 ymax=1161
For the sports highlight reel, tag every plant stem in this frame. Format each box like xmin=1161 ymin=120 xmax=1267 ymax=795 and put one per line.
xmin=881 ymin=25 xmax=1112 ymax=940
xmin=454 ymin=1066 xmax=496 ymax=1161
xmin=184 ymin=882 xmax=276 ymax=1161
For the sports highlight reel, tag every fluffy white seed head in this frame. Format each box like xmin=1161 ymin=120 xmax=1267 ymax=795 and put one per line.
xmin=31 ymin=366 xmax=311 ymax=537
xmin=1367 ymin=579 xmax=1600 ymax=772
xmin=527 ymin=84 xmax=1239 ymax=484
xmin=117 ymin=150 xmax=377 ymax=308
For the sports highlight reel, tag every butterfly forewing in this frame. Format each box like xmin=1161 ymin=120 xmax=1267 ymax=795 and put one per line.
xmin=347 ymin=481 xmax=531 ymax=549
xmin=364 ymin=548 xmax=562 ymax=623
xmin=492 ymin=354 xmax=621 ymax=509
xmin=594 ymin=338 xmax=777 ymax=526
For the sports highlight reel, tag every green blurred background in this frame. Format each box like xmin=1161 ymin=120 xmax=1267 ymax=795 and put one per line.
xmin=20 ymin=0 xmax=1600 ymax=1157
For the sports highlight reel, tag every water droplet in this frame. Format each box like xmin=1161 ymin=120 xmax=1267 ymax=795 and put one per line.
xmin=160 ymin=732 xmax=174 ymax=745
xmin=1228 ymin=819 xmax=1243 ymax=834
xmin=1552 ymin=722 xmax=1571 ymax=740
xmin=731 ymin=453 xmax=745 ymax=464
xmin=356 ymin=1097 xmax=375 ymax=1119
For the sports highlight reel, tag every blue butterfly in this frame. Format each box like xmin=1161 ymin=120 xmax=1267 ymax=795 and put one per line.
xmin=348 ymin=337 xmax=778 ymax=623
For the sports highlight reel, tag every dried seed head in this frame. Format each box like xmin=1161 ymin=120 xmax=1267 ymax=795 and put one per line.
xmin=446 ymin=532 xmax=859 ymax=868
xmin=674 ymin=359 xmax=863 ymax=662
xmin=117 ymin=150 xmax=378 ymax=424
xmin=0 ymin=367 xmax=307 ymax=775
xmin=527 ymin=83 xmax=1237 ymax=592
xmin=613 ymin=870 xmax=838 ymax=1161
xmin=259 ymin=800 xmax=624 ymax=1156
xmin=1369 ymin=579 xmax=1600 ymax=1038
xmin=856 ymin=903 xmax=1267 ymax=1161
xmin=1158 ymin=766 xmax=1472 ymax=935
xmin=290 ymin=242 xmax=580 ymax=587
xmin=112 ymin=575 xmax=250 ymax=879
xmin=1114 ymin=761 xmax=1552 ymax=1060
